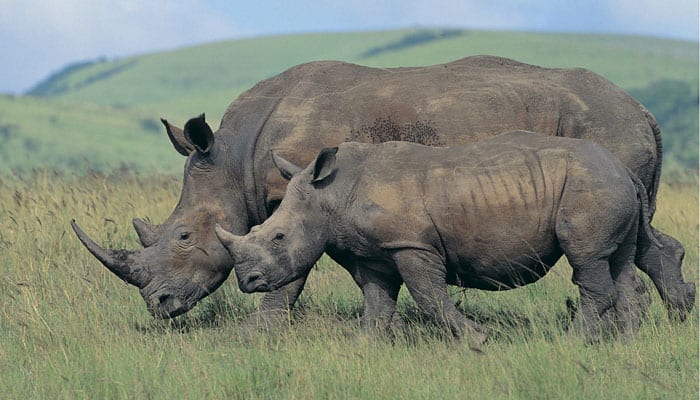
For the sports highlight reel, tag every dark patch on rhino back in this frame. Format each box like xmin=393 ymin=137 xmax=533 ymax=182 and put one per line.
xmin=349 ymin=117 xmax=444 ymax=146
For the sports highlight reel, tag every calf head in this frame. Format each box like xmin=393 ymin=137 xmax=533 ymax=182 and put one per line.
xmin=215 ymin=147 xmax=339 ymax=293
xmin=72 ymin=114 xmax=249 ymax=318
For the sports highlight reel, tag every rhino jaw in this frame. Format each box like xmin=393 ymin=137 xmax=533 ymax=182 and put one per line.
xmin=71 ymin=219 xmax=151 ymax=288
xmin=144 ymin=292 xmax=189 ymax=319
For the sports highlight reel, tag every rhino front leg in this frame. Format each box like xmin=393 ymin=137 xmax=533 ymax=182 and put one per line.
xmin=242 ymin=276 xmax=309 ymax=332
xmin=392 ymin=249 xmax=486 ymax=347
xmin=636 ymin=228 xmax=695 ymax=321
xmin=348 ymin=262 xmax=403 ymax=334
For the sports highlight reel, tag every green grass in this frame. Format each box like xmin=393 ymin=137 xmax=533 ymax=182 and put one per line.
xmin=2 ymin=29 xmax=698 ymax=173
xmin=31 ymin=30 xmax=700 ymax=110
xmin=0 ymin=95 xmax=183 ymax=173
xmin=0 ymin=171 xmax=697 ymax=399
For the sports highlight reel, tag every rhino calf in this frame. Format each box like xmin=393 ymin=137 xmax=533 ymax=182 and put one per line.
xmin=215 ymin=131 xmax=673 ymax=342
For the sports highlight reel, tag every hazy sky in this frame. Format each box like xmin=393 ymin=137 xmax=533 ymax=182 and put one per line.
xmin=1 ymin=0 xmax=698 ymax=94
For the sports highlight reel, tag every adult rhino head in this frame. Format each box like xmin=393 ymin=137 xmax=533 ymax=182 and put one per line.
xmin=72 ymin=114 xmax=250 ymax=318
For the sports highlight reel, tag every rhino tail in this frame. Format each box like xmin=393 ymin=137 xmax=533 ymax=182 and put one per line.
xmin=640 ymin=104 xmax=662 ymax=218
xmin=627 ymin=168 xmax=663 ymax=248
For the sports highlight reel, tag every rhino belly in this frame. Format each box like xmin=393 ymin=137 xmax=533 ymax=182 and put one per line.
xmin=450 ymin=248 xmax=563 ymax=291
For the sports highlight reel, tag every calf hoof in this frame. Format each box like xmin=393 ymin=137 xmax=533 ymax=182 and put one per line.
xmin=361 ymin=313 xmax=408 ymax=338
xmin=460 ymin=320 xmax=488 ymax=350
xmin=614 ymin=282 xmax=652 ymax=334
xmin=239 ymin=309 xmax=291 ymax=335
xmin=467 ymin=330 xmax=488 ymax=350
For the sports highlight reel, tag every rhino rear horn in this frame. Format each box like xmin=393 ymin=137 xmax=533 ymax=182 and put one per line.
xmin=71 ymin=219 xmax=151 ymax=288
xmin=132 ymin=218 xmax=159 ymax=247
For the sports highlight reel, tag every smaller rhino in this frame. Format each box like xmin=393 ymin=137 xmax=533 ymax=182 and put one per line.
xmin=215 ymin=131 xmax=663 ymax=343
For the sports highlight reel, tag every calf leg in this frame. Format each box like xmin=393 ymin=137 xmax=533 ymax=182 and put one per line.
xmin=610 ymin=236 xmax=650 ymax=335
xmin=636 ymin=228 xmax=695 ymax=320
xmin=570 ymin=256 xmax=618 ymax=343
xmin=348 ymin=262 xmax=403 ymax=334
xmin=557 ymin=186 xmax=642 ymax=341
xmin=243 ymin=276 xmax=308 ymax=332
xmin=392 ymin=249 xmax=486 ymax=347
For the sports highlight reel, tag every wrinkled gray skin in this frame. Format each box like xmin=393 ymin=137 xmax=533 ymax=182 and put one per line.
xmin=215 ymin=132 xmax=672 ymax=342
xmin=72 ymin=55 xmax=693 ymax=321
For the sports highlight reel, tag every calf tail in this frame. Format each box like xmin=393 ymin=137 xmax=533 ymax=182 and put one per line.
xmin=640 ymin=104 xmax=662 ymax=218
xmin=628 ymin=168 xmax=663 ymax=248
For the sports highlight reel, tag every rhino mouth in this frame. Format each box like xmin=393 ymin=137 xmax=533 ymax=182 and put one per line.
xmin=146 ymin=293 xmax=194 ymax=319
xmin=140 ymin=280 xmax=212 ymax=319
xmin=236 ymin=268 xmax=272 ymax=293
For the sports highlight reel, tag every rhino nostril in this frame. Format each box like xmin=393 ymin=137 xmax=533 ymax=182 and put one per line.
xmin=157 ymin=294 xmax=171 ymax=305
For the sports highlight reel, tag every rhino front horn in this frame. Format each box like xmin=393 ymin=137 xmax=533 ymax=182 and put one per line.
xmin=71 ymin=219 xmax=150 ymax=288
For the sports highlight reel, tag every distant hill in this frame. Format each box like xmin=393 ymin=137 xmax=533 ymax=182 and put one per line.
xmin=2 ymin=29 xmax=697 ymax=174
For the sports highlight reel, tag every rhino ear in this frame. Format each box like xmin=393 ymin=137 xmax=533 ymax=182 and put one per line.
xmin=161 ymin=118 xmax=194 ymax=157
xmin=271 ymin=151 xmax=303 ymax=181
xmin=183 ymin=113 xmax=215 ymax=155
xmin=310 ymin=147 xmax=338 ymax=184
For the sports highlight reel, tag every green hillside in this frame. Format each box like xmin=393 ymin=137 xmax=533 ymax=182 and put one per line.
xmin=3 ymin=29 xmax=698 ymax=174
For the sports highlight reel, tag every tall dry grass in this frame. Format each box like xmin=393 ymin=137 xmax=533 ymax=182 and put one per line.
xmin=0 ymin=170 xmax=697 ymax=399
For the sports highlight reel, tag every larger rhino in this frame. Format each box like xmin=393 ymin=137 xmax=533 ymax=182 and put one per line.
xmin=72 ymin=55 xmax=694 ymax=322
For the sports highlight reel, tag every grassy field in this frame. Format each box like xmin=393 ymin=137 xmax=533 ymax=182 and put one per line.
xmin=0 ymin=95 xmax=183 ymax=173
xmin=0 ymin=170 xmax=697 ymax=399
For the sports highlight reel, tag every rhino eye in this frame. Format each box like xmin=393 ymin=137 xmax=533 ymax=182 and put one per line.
xmin=273 ymin=232 xmax=285 ymax=241
xmin=179 ymin=232 xmax=190 ymax=241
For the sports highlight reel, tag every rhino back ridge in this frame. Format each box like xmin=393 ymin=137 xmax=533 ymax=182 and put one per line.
xmin=215 ymin=55 xmax=657 ymax=226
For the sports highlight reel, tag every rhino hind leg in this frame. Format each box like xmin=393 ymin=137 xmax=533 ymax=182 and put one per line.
xmin=636 ymin=228 xmax=696 ymax=321
xmin=609 ymin=237 xmax=651 ymax=335
xmin=569 ymin=255 xmax=619 ymax=343
xmin=392 ymin=249 xmax=487 ymax=348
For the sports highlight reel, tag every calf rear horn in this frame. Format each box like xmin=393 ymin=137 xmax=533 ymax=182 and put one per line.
xmin=71 ymin=219 xmax=150 ymax=288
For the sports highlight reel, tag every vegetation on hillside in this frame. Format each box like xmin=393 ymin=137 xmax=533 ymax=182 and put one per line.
xmin=630 ymin=80 xmax=699 ymax=171
xmin=0 ymin=95 xmax=182 ymax=173
xmin=29 ymin=58 xmax=137 ymax=97
xmin=1 ymin=29 xmax=697 ymax=174
xmin=360 ymin=28 xmax=464 ymax=58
